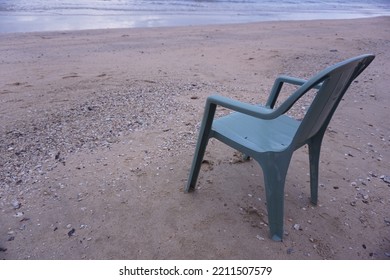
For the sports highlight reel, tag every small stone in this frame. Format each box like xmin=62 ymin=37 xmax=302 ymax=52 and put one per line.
xmin=369 ymin=172 xmax=377 ymax=177
xmin=350 ymin=201 xmax=357 ymax=206
xmin=68 ymin=228 xmax=76 ymax=237
xmin=385 ymin=252 xmax=390 ymax=258
xmin=380 ymin=175 xmax=390 ymax=184
xmin=14 ymin=212 xmax=24 ymax=217
xmin=256 ymin=235 xmax=265 ymax=241
xmin=351 ymin=182 xmax=357 ymax=187
xmin=384 ymin=218 xmax=390 ymax=226
xmin=293 ymin=224 xmax=301 ymax=230
xmin=11 ymin=199 xmax=21 ymax=209
xmin=66 ymin=224 xmax=72 ymax=229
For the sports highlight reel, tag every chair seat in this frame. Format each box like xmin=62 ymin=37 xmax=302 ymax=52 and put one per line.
xmin=212 ymin=109 xmax=301 ymax=153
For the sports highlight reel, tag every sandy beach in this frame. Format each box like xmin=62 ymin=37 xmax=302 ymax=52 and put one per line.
xmin=0 ymin=16 xmax=389 ymax=259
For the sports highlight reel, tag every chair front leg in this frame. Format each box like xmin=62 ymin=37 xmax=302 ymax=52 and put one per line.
xmin=185 ymin=103 xmax=217 ymax=192
xmin=258 ymin=153 xmax=291 ymax=241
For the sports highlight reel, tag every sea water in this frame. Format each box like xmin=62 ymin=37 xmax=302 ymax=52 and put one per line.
xmin=0 ymin=0 xmax=389 ymax=33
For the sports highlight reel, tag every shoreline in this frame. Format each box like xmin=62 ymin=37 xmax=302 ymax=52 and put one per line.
xmin=0 ymin=16 xmax=389 ymax=259
xmin=0 ymin=14 xmax=389 ymax=35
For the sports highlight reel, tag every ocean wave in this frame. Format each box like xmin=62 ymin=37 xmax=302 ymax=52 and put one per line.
xmin=0 ymin=0 xmax=389 ymax=33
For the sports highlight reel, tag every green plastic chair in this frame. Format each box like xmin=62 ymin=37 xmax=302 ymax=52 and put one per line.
xmin=185 ymin=54 xmax=375 ymax=241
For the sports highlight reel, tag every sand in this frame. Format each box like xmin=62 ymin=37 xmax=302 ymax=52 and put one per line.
xmin=0 ymin=16 xmax=389 ymax=260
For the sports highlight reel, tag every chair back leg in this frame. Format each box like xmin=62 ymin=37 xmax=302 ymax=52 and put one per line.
xmin=308 ymin=129 xmax=326 ymax=205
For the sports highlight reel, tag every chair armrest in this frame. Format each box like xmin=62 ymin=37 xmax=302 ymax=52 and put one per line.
xmin=275 ymin=75 xmax=309 ymax=87
xmin=266 ymin=75 xmax=322 ymax=108
xmin=207 ymin=95 xmax=280 ymax=120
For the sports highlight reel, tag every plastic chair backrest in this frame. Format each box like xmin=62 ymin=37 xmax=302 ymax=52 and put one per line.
xmin=291 ymin=54 xmax=375 ymax=148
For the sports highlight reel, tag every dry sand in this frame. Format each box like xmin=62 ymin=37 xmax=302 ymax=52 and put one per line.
xmin=0 ymin=17 xmax=389 ymax=260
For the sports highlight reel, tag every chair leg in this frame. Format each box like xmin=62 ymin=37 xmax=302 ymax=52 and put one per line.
xmin=185 ymin=103 xmax=217 ymax=192
xmin=308 ymin=135 xmax=323 ymax=205
xmin=259 ymin=154 xmax=291 ymax=241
